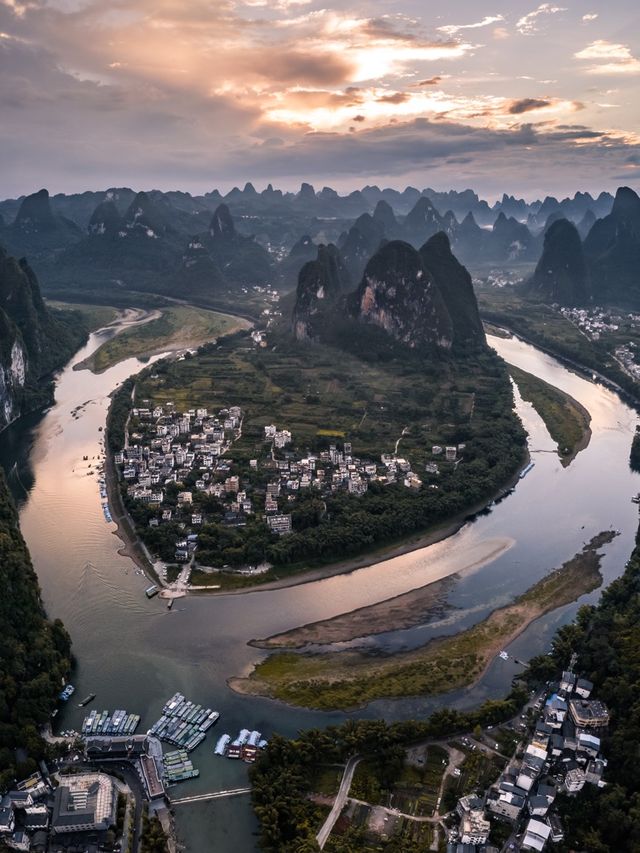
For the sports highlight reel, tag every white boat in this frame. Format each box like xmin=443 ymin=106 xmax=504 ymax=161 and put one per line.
xmin=214 ymin=734 xmax=231 ymax=756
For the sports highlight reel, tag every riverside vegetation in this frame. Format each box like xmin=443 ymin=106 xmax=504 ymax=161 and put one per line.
xmin=248 ymin=520 xmax=640 ymax=852
xmin=508 ymin=364 xmax=591 ymax=465
xmin=249 ymin=690 xmax=529 ymax=853
xmin=0 ymin=466 xmax=73 ymax=791
xmin=231 ymin=532 xmax=614 ymax=710
xmin=78 ymin=305 xmax=250 ymax=373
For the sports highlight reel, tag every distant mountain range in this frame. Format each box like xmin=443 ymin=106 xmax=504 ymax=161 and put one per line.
xmin=527 ymin=186 xmax=640 ymax=306
xmin=2 ymin=181 xmax=639 ymax=308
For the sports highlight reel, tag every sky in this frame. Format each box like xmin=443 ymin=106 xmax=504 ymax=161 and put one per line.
xmin=1 ymin=0 xmax=639 ymax=200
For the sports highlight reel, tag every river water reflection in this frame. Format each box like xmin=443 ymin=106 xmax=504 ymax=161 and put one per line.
xmin=1 ymin=329 xmax=638 ymax=852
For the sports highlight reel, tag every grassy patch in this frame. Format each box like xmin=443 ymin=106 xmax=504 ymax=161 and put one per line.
xmin=509 ymin=364 xmax=591 ymax=465
xmin=309 ymin=766 xmax=343 ymax=798
xmin=443 ymin=750 xmax=503 ymax=807
xmin=47 ymin=300 xmax=120 ymax=332
xmin=232 ymin=532 xmax=615 ymax=710
xmin=83 ymin=306 xmax=250 ymax=372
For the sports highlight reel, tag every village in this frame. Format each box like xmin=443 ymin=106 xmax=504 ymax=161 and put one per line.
xmin=115 ymin=402 xmax=461 ymax=570
xmin=444 ymin=665 xmax=608 ymax=852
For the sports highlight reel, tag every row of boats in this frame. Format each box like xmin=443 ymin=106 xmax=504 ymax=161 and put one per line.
xmin=98 ymin=476 xmax=112 ymax=522
xmin=148 ymin=692 xmax=219 ymax=752
xmin=214 ymin=729 xmax=268 ymax=763
xmin=162 ymin=749 xmax=199 ymax=784
xmin=82 ymin=708 xmax=141 ymax=736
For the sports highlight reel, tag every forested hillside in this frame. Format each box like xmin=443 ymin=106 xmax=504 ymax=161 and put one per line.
xmin=0 ymin=466 xmax=72 ymax=791
xmin=526 ymin=530 xmax=640 ymax=852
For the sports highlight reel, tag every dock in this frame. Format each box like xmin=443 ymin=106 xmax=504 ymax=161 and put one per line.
xmin=82 ymin=708 xmax=140 ymax=736
xmin=148 ymin=692 xmax=219 ymax=752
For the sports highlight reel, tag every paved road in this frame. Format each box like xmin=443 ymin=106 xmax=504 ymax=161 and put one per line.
xmin=316 ymin=755 xmax=361 ymax=850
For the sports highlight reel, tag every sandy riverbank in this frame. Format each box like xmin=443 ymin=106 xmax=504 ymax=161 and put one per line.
xmin=191 ymin=451 xmax=529 ymax=597
xmin=230 ymin=531 xmax=617 ymax=710
xmin=250 ymin=537 xmax=515 ymax=648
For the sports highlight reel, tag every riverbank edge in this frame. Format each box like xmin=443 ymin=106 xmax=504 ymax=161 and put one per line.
xmin=228 ymin=531 xmax=616 ymax=710
xmin=507 ymin=363 xmax=593 ymax=467
xmin=484 ymin=321 xmax=640 ymax=413
xmin=75 ymin=307 xmax=251 ymax=375
xmin=104 ymin=402 xmax=164 ymax=587
xmin=183 ymin=448 xmax=529 ymax=597
xmin=72 ymin=308 xmax=163 ymax=373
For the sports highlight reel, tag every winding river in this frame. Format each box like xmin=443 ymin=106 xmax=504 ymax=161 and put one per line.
xmin=1 ymin=322 xmax=638 ymax=852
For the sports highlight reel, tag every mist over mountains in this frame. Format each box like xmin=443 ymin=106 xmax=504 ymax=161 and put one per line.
xmin=1 ymin=181 xmax=638 ymax=309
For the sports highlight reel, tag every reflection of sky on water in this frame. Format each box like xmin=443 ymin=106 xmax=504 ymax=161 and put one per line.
xmin=3 ymin=326 xmax=639 ymax=853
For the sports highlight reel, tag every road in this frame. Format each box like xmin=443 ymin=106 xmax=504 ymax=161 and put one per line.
xmin=316 ymin=755 xmax=361 ymax=850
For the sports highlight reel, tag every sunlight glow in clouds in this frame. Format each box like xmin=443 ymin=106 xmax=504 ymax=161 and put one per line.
xmin=0 ymin=0 xmax=638 ymax=196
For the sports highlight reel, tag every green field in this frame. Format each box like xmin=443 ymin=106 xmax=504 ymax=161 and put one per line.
xmin=46 ymin=300 xmax=120 ymax=332
xmin=135 ymin=332 xmax=481 ymax=472
xmin=82 ymin=305 xmax=250 ymax=372
xmin=509 ymin=364 xmax=591 ymax=465
xmin=124 ymin=323 xmax=526 ymax=578
xmin=231 ymin=532 xmax=613 ymax=709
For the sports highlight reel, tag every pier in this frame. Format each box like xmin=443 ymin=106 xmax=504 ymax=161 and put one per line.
xmin=170 ymin=787 xmax=251 ymax=805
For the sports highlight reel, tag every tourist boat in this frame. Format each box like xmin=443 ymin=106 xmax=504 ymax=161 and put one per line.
xmin=59 ymin=684 xmax=75 ymax=701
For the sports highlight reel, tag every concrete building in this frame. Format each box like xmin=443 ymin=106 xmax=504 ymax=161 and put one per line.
xmin=51 ymin=774 xmax=116 ymax=836
xmin=459 ymin=810 xmax=490 ymax=845
xmin=569 ymin=699 xmax=610 ymax=729
xmin=522 ymin=817 xmax=551 ymax=851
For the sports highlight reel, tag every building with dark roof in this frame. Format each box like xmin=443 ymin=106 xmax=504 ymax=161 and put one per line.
xmin=51 ymin=774 xmax=115 ymax=836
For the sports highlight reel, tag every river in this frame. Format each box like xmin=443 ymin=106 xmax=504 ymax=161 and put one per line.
xmin=1 ymin=323 xmax=638 ymax=852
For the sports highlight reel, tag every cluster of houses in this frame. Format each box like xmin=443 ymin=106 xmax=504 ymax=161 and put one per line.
xmin=555 ymin=303 xmax=640 ymax=382
xmin=0 ymin=735 xmax=174 ymax=852
xmin=448 ymin=670 xmax=609 ymax=852
xmin=0 ymin=769 xmax=120 ymax=853
xmin=614 ymin=344 xmax=640 ymax=381
xmin=118 ymin=401 xmax=457 ymax=565
xmin=0 ymin=773 xmax=50 ymax=852
xmin=557 ymin=305 xmax=625 ymax=340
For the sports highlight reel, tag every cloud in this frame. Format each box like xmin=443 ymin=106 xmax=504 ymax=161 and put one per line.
xmin=507 ymin=98 xmax=551 ymax=114
xmin=582 ymin=13 xmax=598 ymax=22
xmin=240 ymin=0 xmax=311 ymax=8
xmin=0 ymin=0 xmax=639 ymax=200
xmin=437 ymin=15 xmax=504 ymax=36
xmin=516 ymin=4 xmax=567 ymax=35
xmin=376 ymin=91 xmax=410 ymax=104
xmin=575 ymin=41 xmax=640 ymax=75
